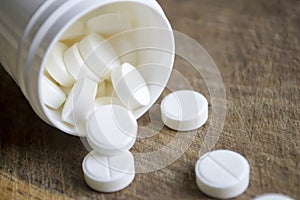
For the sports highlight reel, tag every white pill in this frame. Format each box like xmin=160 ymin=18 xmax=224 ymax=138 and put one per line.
xmin=82 ymin=150 xmax=135 ymax=193
xmin=96 ymin=81 xmax=106 ymax=97
xmin=254 ymin=194 xmax=294 ymax=200
xmin=41 ymin=75 xmax=66 ymax=109
xmin=87 ymin=13 xmax=132 ymax=36
xmin=79 ymin=33 xmax=120 ymax=80
xmin=195 ymin=150 xmax=250 ymax=199
xmin=64 ymin=43 xmax=99 ymax=81
xmin=44 ymin=42 xmax=74 ymax=87
xmin=62 ymin=78 xmax=97 ymax=125
xmin=161 ymin=90 xmax=208 ymax=131
xmin=86 ymin=105 xmax=137 ymax=155
xmin=111 ymin=63 xmax=150 ymax=110
xmin=60 ymin=21 xmax=86 ymax=41
xmin=85 ymin=97 xmax=124 ymax=120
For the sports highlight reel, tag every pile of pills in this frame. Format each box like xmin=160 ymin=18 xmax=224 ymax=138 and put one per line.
xmin=40 ymin=12 xmax=294 ymax=200
xmin=41 ymin=13 xmax=138 ymax=126
xmin=40 ymin=12 xmax=141 ymax=191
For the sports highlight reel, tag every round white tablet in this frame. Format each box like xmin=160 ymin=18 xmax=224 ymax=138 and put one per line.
xmin=82 ymin=150 xmax=135 ymax=193
xmin=64 ymin=43 xmax=99 ymax=81
xmin=86 ymin=105 xmax=137 ymax=155
xmin=195 ymin=150 xmax=250 ymax=199
xmin=62 ymin=78 xmax=97 ymax=125
xmin=41 ymin=75 xmax=66 ymax=109
xmin=44 ymin=42 xmax=74 ymax=87
xmin=111 ymin=63 xmax=150 ymax=110
xmin=161 ymin=90 xmax=208 ymax=131
xmin=254 ymin=194 xmax=294 ymax=200
xmin=87 ymin=13 xmax=132 ymax=36
xmin=78 ymin=33 xmax=120 ymax=80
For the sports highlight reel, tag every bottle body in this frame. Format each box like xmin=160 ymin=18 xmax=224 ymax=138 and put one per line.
xmin=0 ymin=0 xmax=175 ymax=135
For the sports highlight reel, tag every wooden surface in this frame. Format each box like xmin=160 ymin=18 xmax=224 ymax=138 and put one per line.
xmin=0 ymin=0 xmax=299 ymax=199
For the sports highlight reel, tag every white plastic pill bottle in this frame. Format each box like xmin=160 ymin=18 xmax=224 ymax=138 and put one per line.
xmin=0 ymin=0 xmax=175 ymax=135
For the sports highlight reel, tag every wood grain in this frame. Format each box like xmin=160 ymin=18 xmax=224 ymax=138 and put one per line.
xmin=0 ymin=0 xmax=299 ymax=199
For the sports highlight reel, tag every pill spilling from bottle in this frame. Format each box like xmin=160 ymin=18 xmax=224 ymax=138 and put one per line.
xmin=36 ymin=7 xmax=256 ymax=197
xmin=39 ymin=9 xmax=211 ymax=192
xmin=1 ymin=1 xmax=293 ymax=199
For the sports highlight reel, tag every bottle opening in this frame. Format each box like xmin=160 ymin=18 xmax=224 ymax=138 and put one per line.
xmin=38 ymin=1 xmax=175 ymax=136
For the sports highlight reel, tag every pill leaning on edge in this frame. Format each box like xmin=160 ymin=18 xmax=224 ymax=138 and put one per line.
xmin=64 ymin=43 xmax=99 ymax=82
xmin=41 ymin=75 xmax=66 ymax=109
xmin=86 ymin=105 xmax=137 ymax=156
xmin=61 ymin=78 xmax=97 ymax=125
xmin=254 ymin=194 xmax=294 ymax=200
xmin=79 ymin=33 xmax=120 ymax=80
xmin=87 ymin=13 xmax=132 ymax=36
xmin=161 ymin=90 xmax=208 ymax=131
xmin=195 ymin=150 xmax=250 ymax=199
xmin=82 ymin=150 xmax=135 ymax=193
xmin=44 ymin=42 xmax=75 ymax=87
xmin=111 ymin=63 xmax=150 ymax=110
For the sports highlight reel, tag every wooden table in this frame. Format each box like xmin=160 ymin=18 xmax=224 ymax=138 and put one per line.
xmin=0 ymin=0 xmax=299 ymax=199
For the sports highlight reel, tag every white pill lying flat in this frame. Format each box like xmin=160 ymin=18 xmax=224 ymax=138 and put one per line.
xmin=254 ymin=194 xmax=294 ymax=200
xmin=60 ymin=21 xmax=86 ymax=41
xmin=64 ymin=43 xmax=99 ymax=81
xmin=82 ymin=150 xmax=135 ymax=193
xmin=79 ymin=33 xmax=120 ymax=80
xmin=41 ymin=75 xmax=66 ymax=109
xmin=111 ymin=63 xmax=150 ymax=110
xmin=161 ymin=90 xmax=208 ymax=131
xmin=44 ymin=42 xmax=74 ymax=87
xmin=86 ymin=105 xmax=137 ymax=155
xmin=87 ymin=13 xmax=132 ymax=36
xmin=195 ymin=150 xmax=250 ymax=199
xmin=62 ymin=78 xmax=97 ymax=125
